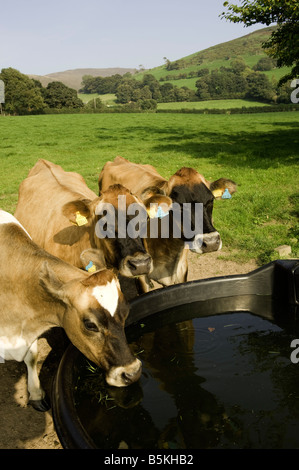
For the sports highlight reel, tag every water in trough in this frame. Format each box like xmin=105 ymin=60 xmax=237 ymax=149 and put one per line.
xmin=73 ymin=297 xmax=299 ymax=449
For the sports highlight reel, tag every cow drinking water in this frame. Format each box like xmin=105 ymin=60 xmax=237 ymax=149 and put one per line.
xmin=0 ymin=210 xmax=141 ymax=412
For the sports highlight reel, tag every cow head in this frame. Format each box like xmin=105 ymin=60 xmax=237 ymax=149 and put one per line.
xmin=62 ymin=185 xmax=153 ymax=277
xmin=39 ymin=262 xmax=142 ymax=387
xmin=167 ymin=168 xmax=237 ymax=254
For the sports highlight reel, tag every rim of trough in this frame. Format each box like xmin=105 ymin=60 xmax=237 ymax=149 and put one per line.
xmin=51 ymin=259 xmax=299 ymax=449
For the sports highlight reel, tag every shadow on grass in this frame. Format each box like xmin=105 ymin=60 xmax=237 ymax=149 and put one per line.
xmin=122 ymin=121 xmax=299 ymax=170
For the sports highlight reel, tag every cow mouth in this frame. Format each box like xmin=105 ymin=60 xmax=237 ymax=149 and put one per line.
xmin=187 ymin=231 xmax=222 ymax=254
xmin=105 ymin=358 xmax=142 ymax=387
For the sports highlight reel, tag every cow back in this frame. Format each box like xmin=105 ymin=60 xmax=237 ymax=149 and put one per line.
xmin=99 ymin=156 xmax=168 ymax=200
xmin=14 ymin=159 xmax=98 ymax=266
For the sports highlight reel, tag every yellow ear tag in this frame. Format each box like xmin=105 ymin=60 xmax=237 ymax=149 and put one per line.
xmin=85 ymin=261 xmax=97 ymax=273
xmin=75 ymin=211 xmax=88 ymax=226
xmin=147 ymin=206 xmax=157 ymax=219
xmin=212 ymin=189 xmax=223 ymax=199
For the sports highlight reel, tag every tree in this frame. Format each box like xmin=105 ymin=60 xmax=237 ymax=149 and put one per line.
xmin=197 ymin=68 xmax=210 ymax=78
xmin=276 ymin=80 xmax=294 ymax=103
xmin=43 ymin=82 xmax=84 ymax=109
xmin=160 ymin=83 xmax=176 ymax=102
xmin=80 ymin=75 xmax=96 ymax=93
xmin=141 ymin=74 xmax=162 ymax=101
xmin=221 ymin=0 xmax=299 ymax=84
xmin=231 ymin=57 xmax=247 ymax=74
xmin=195 ymin=79 xmax=211 ymax=100
xmin=0 ymin=68 xmax=45 ymax=115
xmin=253 ymin=57 xmax=276 ymax=71
xmin=245 ymin=71 xmax=275 ymax=101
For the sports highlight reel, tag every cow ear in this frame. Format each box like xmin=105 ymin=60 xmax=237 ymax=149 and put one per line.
xmin=62 ymin=199 xmax=92 ymax=226
xmin=210 ymin=178 xmax=237 ymax=200
xmin=80 ymin=248 xmax=107 ymax=273
xmin=39 ymin=261 xmax=66 ymax=303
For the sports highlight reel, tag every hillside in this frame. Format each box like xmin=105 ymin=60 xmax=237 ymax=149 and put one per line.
xmin=134 ymin=26 xmax=288 ymax=89
xmin=28 ymin=67 xmax=136 ymax=90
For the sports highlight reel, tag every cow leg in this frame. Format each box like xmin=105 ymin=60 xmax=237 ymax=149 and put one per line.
xmin=24 ymin=340 xmax=50 ymax=412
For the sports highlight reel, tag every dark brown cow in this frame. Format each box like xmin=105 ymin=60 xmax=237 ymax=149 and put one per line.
xmin=0 ymin=210 xmax=142 ymax=411
xmin=14 ymin=159 xmax=153 ymax=278
xmin=99 ymin=156 xmax=237 ymax=291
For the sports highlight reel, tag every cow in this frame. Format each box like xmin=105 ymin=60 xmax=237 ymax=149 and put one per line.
xmin=14 ymin=159 xmax=153 ymax=279
xmin=98 ymin=156 xmax=237 ymax=292
xmin=0 ymin=210 xmax=142 ymax=412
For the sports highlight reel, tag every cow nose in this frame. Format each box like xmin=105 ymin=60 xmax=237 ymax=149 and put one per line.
xmin=106 ymin=359 xmax=142 ymax=387
xmin=121 ymin=370 xmax=140 ymax=385
xmin=188 ymin=231 xmax=222 ymax=254
xmin=201 ymin=231 xmax=221 ymax=253
xmin=127 ymin=254 xmax=152 ymax=276
xmin=121 ymin=360 xmax=142 ymax=386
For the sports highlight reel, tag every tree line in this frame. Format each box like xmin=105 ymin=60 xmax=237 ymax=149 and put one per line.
xmin=0 ymin=68 xmax=84 ymax=115
xmin=195 ymin=58 xmax=292 ymax=103
xmin=0 ymin=63 xmax=294 ymax=116
xmin=80 ymin=73 xmax=196 ymax=109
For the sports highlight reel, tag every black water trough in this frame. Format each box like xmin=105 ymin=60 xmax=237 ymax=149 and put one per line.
xmin=52 ymin=259 xmax=299 ymax=449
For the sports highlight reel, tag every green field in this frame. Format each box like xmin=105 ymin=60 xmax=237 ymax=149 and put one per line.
xmin=78 ymin=93 xmax=117 ymax=106
xmin=157 ymin=100 xmax=271 ymax=110
xmin=0 ymin=111 xmax=298 ymax=264
xmin=78 ymin=95 xmax=272 ymax=110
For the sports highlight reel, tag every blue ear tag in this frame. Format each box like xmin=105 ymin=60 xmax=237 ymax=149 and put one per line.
xmin=222 ymin=188 xmax=231 ymax=199
xmin=85 ymin=261 xmax=96 ymax=272
xmin=156 ymin=206 xmax=169 ymax=218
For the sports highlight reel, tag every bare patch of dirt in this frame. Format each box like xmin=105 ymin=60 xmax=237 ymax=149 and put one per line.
xmin=0 ymin=252 xmax=257 ymax=449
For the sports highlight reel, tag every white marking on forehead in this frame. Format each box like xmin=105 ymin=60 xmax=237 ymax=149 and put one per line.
xmin=92 ymin=279 xmax=119 ymax=317
xmin=0 ymin=210 xmax=31 ymax=239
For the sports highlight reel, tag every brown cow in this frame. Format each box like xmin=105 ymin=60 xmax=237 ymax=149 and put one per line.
xmin=99 ymin=156 xmax=237 ymax=291
xmin=14 ymin=159 xmax=153 ymax=278
xmin=0 ymin=210 xmax=142 ymax=411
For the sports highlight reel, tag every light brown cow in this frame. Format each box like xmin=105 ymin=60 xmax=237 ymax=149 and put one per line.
xmin=0 ymin=210 xmax=142 ymax=411
xmin=14 ymin=159 xmax=152 ymax=278
xmin=99 ymin=156 xmax=237 ymax=291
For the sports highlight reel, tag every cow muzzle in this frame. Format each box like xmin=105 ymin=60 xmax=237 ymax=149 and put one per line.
xmin=105 ymin=358 xmax=142 ymax=387
xmin=121 ymin=253 xmax=153 ymax=277
xmin=188 ymin=231 xmax=222 ymax=254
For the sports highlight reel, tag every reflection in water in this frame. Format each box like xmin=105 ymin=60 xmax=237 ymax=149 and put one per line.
xmin=75 ymin=305 xmax=299 ymax=449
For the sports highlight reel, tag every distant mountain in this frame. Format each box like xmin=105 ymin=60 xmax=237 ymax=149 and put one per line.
xmin=28 ymin=67 xmax=136 ymax=90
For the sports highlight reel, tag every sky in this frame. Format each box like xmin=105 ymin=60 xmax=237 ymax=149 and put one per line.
xmin=0 ymin=0 xmax=264 ymax=76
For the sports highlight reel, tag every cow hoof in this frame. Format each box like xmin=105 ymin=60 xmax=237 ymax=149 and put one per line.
xmin=29 ymin=394 xmax=51 ymax=412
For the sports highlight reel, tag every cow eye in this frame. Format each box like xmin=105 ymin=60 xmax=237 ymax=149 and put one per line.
xmin=83 ymin=319 xmax=99 ymax=332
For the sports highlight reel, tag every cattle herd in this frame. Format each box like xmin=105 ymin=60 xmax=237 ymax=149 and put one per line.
xmin=0 ymin=157 xmax=236 ymax=412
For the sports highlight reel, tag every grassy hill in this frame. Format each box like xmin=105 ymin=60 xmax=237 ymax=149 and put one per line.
xmin=134 ymin=26 xmax=290 ymax=89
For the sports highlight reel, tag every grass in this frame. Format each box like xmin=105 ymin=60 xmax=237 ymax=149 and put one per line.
xmin=77 ymin=95 xmax=272 ymax=110
xmin=0 ymin=111 xmax=298 ymax=264
xmin=78 ymin=93 xmax=117 ymax=106
xmin=157 ymin=100 xmax=271 ymax=110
